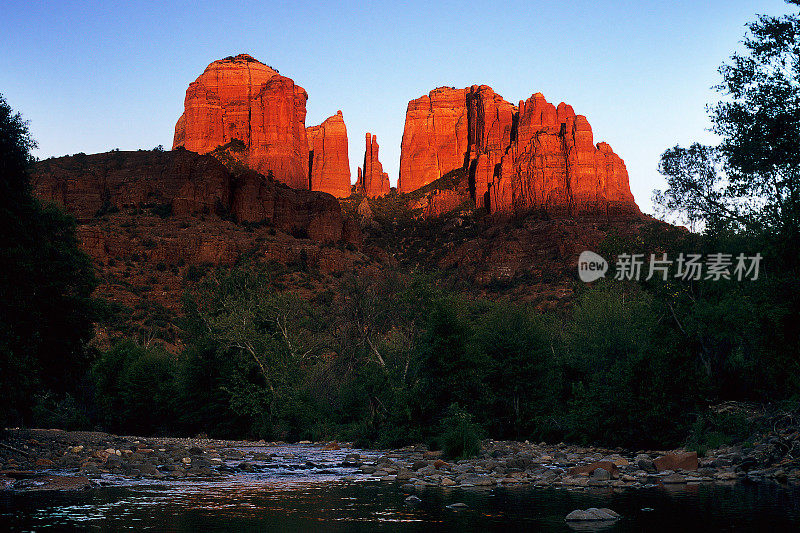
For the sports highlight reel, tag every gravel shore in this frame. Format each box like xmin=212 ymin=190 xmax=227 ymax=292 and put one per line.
xmin=2 ymin=428 xmax=799 ymax=492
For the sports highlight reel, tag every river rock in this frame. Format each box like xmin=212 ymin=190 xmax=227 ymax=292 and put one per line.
xmin=447 ymin=503 xmax=468 ymax=510
xmin=565 ymin=508 xmax=620 ymax=521
xmin=635 ymin=454 xmax=657 ymax=473
xmin=654 ymin=452 xmax=698 ymax=472
xmin=569 ymin=460 xmax=619 ymax=477
xmin=404 ymin=495 xmax=421 ymax=505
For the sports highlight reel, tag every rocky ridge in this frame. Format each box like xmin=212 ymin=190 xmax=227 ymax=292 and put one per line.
xmin=31 ymin=149 xmax=351 ymax=243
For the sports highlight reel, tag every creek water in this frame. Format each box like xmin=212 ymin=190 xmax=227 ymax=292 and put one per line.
xmin=2 ymin=445 xmax=799 ymax=532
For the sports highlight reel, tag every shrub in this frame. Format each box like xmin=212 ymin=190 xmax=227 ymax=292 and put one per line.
xmin=436 ymin=404 xmax=483 ymax=459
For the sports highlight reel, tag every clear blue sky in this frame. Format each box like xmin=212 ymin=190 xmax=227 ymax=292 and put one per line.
xmin=1 ymin=0 xmax=793 ymax=213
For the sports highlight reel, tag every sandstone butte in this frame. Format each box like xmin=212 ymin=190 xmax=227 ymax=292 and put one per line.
xmin=173 ymin=54 xmax=312 ymax=190
xmin=355 ymin=133 xmax=390 ymax=198
xmin=306 ymin=111 xmax=352 ymax=198
xmin=398 ymin=86 xmax=639 ymax=216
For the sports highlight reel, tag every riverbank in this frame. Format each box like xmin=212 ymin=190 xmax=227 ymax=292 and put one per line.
xmin=2 ymin=428 xmax=799 ymax=493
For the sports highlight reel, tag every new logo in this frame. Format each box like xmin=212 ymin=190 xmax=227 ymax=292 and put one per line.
xmin=578 ymin=251 xmax=608 ymax=282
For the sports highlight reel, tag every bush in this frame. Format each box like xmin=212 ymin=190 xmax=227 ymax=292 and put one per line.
xmin=32 ymin=392 xmax=90 ymax=430
xmin=91 ymin=340 xmax=177 ymax=434
xmin=436 ymin=404 xmax=483 ymax=459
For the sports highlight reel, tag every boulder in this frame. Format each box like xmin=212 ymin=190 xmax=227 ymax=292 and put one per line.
xmin=662 ymin=473 xmax=688 ymax=484
xmin=635 ymin=454 xmax=657 ymax=473
xmin=654 ymin=452 xmax=698 ymax=472
xmin=565 ymin=508 xmax=620 ymax=521
xmin=591 ymin=467 xmax=611 ymax=481
xmin=568 ymin=460 xmax=619 ymax=478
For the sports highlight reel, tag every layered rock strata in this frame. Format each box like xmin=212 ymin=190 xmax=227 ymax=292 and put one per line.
xmin=31 ymin=149 xmax=348 ymax=243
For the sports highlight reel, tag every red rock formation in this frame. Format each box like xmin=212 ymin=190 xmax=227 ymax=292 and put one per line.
xmin=307 ymin=111 xmax=352 ymax=197
xmin=491 ymin=92 xmax=637 ymax=216
xmin=398 ymin=86 xmax=639 ymax=216
xmin=398 ymin=87 xmax=470 ymax=194
xmin=30 ymin=149 xmax=349 ymax=243
xmin=465 ymin=85 xmax=516 ymax=209
xmin=173 ymin=54 xmax=310 ymax=190
xmin=397 ymin=85 xmax=515 ymax=209
xmin=411 ymin=189 xmax=465 ymax=218
xmin=356 ymin=133 xmax=390 ymax=197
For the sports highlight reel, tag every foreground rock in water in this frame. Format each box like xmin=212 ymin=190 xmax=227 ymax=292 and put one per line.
xmin=173 ymin=54 xmax=310 ymax=190
xmin=398 ymin=85 xmax=640 ymax=217
xmin=565 ymin=508 xmax=620 ymax=521
xmin=307 ymin=111 xmax=352 ymax=198
xmin=654 ymin=451 xmax=698 ymax=472
xmin=30 ymin=149 xmax=350 ymax=243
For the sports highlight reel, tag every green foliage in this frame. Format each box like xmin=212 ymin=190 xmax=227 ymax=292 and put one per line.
xmin=557 ymin=282 xmax=704 ymax=447
xmin=686 ymin=410 xmax=756 ymax=456
xmin=656 ymin=2 xmax=800 ymax=269
xmin=0 ymin=94 xmax=97 ymax=426
xmin=31 ymin=392 xmax=91 ymax=431
xmin=91 ymin=340 xmax=177 ymax=434
xmin=436 ymin=404 xmax=483 ymax=459
xmin=651 ymin=2 xmax=800 ymax=430
xmin=166 ymin=262 xmax=738 ymax=449
xmin=472 ymin=303 xmax=556 ymax=440
xmin=180 ymin=262 xmax=325 ymax=440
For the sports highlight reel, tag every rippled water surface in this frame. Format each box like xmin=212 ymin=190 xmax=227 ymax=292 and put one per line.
xmin=2 ymin=445 xmax=800 ymax=532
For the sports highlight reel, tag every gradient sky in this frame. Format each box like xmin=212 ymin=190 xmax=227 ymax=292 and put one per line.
xmin=1 ymin=0 xmax=793 ymax=214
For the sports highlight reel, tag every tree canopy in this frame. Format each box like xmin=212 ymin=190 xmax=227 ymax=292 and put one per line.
xmin=0 ymin=93 xmax=96 ymax=425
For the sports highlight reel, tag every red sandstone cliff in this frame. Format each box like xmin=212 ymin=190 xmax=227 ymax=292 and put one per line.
xmin=355 ymin=133 xmax=390 ymax=198
xmin=173 ymin=54 xmax=310 ymax=190
xmin=492 ymin=93 xmax=636 ymax=215
xmin=30 ymin=149 xmax=349 ymax=243
xmin=398 ymin=86 xmax=639 ymax=216
xmin=307 ymin=111 xmax=352 ymax=198
xmin=398 ymin=87 xmax=471 ymax=194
